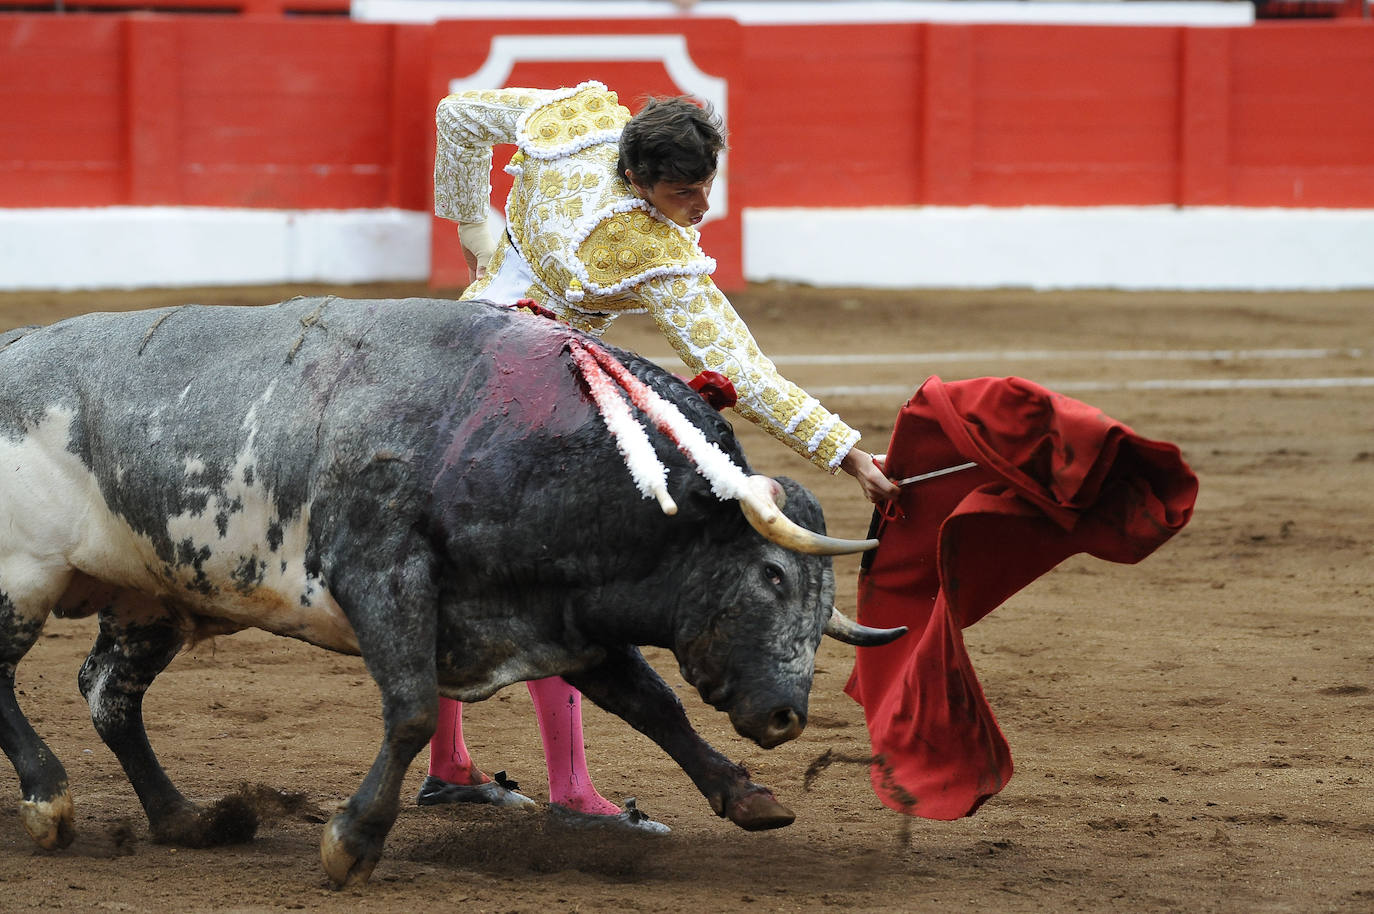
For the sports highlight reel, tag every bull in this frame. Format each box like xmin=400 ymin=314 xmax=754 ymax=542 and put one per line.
xmin=0 ymin=296 xmax=903 ymax=885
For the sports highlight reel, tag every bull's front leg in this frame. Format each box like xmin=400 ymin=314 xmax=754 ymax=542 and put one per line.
xmin=566 ymin=646 xmax=795 ymax=831
xmin=319 ymin=678 xmax=435 ymax=886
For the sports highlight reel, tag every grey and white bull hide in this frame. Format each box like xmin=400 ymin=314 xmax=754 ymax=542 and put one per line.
xmin=0 ymin=296 xmax=901 ymax=885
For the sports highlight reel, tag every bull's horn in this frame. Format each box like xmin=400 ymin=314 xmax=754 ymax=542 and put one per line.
xmin=825 ymin=607 xmax=908 ymax=646
xmin=739 ymin=476 xmax=877 ymax=556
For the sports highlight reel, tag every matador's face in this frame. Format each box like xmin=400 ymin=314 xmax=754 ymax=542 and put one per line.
xmin=630 ymin=172 xmax=715 ymax=228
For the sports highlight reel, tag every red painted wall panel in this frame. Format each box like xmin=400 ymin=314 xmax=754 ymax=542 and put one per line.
xmin=968 ymin=26 xmax=1181 ymax=204
xmin=734 ymin=24 xmax=925 ymax=208
xmin=386 ymin=25 xmax=437 ymax=212
xmin=0 ymin=18 xmax=126 ymax=205
xmin=174 ymin=19 xmax=398 ymax=206
xmin=0 ymin=0 xmax=349 ymax=12
xmin=1228 ymin=23 xmax=1374 ymax=205
xmin=0 ymin=15 xmax=428 ymax=210
xmin=745 ymin=24 xmax=925 ymax=207
xmin=6 ymin=96 xmax=124 ymax=162
xmin=1179 ymin=28 xmax=1232 ymax=205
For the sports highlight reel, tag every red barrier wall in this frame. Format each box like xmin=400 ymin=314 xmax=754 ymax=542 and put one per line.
xmin=1229 ymin=23 xmax=1374 ymax=204
xmin=1 ymin=14 xmax=1371 ymax=285
xmin=0 ymin=0 xmax=350 ymax=14
xmin=0 ymin=15 xmax=431 ymax=211
xmin=1 ymin=18 xmax=124 ymax=207
xmin=735 ymin=20 xmax=1374 ymax=210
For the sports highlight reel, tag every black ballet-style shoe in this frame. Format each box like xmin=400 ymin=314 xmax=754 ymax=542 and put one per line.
xmin=415 ymin=771 xmax=536 ymax=809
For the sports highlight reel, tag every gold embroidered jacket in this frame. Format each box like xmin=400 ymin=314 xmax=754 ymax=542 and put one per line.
xmin=434 ymin=80 xmax=860 ymax=471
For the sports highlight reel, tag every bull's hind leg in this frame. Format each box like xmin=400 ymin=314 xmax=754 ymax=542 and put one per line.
xmin=0 ymin=590 xmax=74 ymax=850
xmin=79 ymin=608 xmax=256 ymax=847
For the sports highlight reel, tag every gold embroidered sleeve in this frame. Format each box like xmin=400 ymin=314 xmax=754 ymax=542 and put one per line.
xmin=434 ymin=88 xmax=548 ymax=223
xmin=641 ymin=274 xmax=861 ymax=473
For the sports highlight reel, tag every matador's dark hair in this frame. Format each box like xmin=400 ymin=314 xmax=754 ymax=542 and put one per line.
xmin=617 ymin=96 xmax=726 ymax=188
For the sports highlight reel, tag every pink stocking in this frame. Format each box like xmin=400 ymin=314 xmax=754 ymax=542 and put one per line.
xmin=426 ymin=696 xmax=488 ymax=786
xmin=527 ymin=677 xmax=620 ymax=814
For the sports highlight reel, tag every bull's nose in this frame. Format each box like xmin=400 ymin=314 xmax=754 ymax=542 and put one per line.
xmin=760 ymin=707 xmax=805 ymax=747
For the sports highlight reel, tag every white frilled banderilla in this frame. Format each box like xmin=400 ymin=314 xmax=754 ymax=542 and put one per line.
xmin=566 ymin=337 xmax=901 ymax=644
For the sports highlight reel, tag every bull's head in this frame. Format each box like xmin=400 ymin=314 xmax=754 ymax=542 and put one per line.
xmin=738 ymin=473 xmax=905 ymax=647
xmin=677 ymin=476 xmax=905 ymax=750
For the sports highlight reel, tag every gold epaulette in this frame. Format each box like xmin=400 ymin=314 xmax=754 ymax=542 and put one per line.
xmin=522 ymin=84 xmax=630 ymax=153
xmin=576 ymin=209 xmax=703 ymax=290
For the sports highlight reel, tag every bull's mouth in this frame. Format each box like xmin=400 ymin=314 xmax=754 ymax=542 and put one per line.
xmin=694 ymin=677 xmax=732 ymax=712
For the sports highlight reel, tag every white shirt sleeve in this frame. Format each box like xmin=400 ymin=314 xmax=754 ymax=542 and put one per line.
xmin=434 ymin=88 xmax=551 ymax=223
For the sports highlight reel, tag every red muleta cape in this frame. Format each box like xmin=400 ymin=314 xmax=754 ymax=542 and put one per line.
xmin=843 ymin=375 xmax=1199 ymax=820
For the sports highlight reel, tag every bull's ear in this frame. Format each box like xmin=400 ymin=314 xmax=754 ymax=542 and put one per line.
xmin=824 ymin=607 xmax=906 ymax=646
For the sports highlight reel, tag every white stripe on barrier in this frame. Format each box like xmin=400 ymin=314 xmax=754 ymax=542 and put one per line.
xmin=765 ymin=348 xmax=1369 ymax=367
xmin=808 ymin=377 xmax=1374 ymax=398
xmin=646 ymin=346 xmax=1373 ymax=396
xmin=648 ymin=347 xmax=1370 ymax=367
xmin=4 ymin=206 xmax=1372 ymax=291
xmin=744 ymin=207 xmax=1374 ymax=291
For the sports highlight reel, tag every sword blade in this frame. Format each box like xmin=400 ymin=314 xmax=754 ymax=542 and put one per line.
xmin=896 ymin=461 xmax=979 ymax=487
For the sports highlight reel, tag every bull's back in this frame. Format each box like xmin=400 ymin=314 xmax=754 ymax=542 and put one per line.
xmin=1 ymin=296 xmax=502 ymax=483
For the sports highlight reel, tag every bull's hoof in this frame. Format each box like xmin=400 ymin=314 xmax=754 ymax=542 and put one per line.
xmin=20 ymin=792 xmax=75 ymax=850
xmin=320 ymin=815 xmax=377 ymax=887
xmin=727 ymin=790 xmax=795 ymax=831
xmin=151 ymin=795 xmax=258 ymax=848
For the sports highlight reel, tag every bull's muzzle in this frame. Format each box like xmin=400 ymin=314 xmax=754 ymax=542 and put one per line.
xmin=731 ymin=703 xmax=806 ymax=750
xmin=738 ymin=476 xmax=877 ymax=556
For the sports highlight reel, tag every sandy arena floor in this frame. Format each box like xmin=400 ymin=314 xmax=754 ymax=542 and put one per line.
xmin=0 ymin=282 xmax=1370 ymax=913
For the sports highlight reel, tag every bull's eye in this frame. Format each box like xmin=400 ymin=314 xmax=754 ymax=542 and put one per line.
xmin=764 ymin=563 xmax=784 ymax=590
